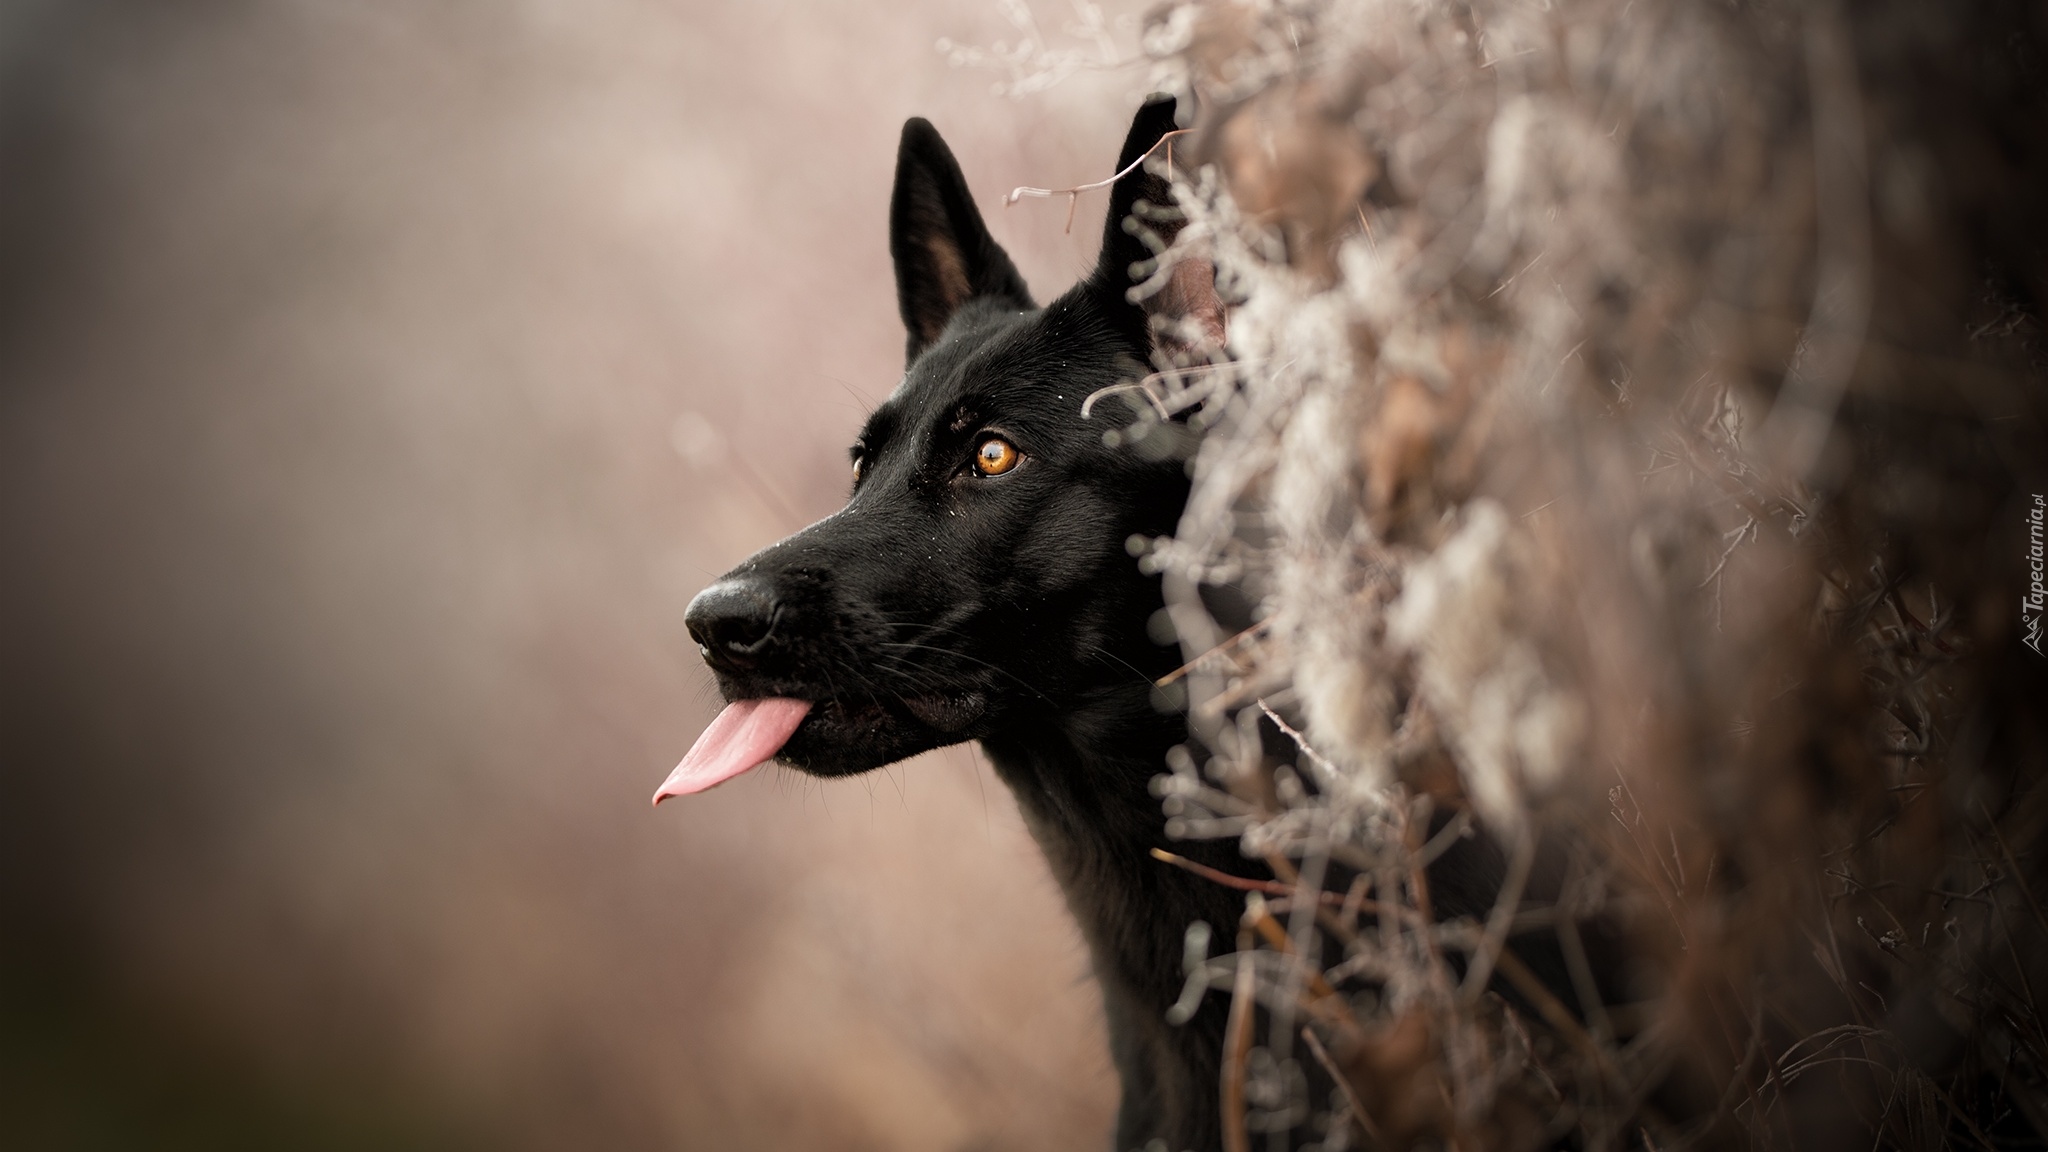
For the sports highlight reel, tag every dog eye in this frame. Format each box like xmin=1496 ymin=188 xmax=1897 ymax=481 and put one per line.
xmin=851 ymin=455 xmax=864 ymax=484
xmin=973 ymin=437 xmax=1019 ymax=476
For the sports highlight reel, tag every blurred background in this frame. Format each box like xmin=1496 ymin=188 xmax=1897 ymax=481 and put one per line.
xmin=0 ymin=2 xmax=1157 ymax=1147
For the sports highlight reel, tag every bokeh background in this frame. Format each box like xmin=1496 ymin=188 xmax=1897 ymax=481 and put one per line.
xmin=0 ymin=3 xmax=1159 ymax=1147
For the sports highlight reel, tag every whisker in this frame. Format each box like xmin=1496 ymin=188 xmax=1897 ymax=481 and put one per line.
xmin=1083 ymin=645 xmax=1161 ymax=690
xmin=877 ymin=640 xmax=1054 ymax=704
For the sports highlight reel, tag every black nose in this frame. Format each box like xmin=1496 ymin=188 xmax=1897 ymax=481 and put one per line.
xmin=685 ymin=578 xmax=781 ymax=669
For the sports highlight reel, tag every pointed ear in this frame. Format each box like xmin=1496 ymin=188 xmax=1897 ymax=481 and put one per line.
xmin=890 ymin=119 xmax=1033 ymax=364
xmin=1090 ymin=95 xmax=1225 ymax=363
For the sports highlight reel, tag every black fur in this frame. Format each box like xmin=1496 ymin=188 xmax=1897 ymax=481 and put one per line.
xmin=686 ymin=94 xmax=1616 ymax=1151
xmin=687 ymin=97 xmax=1252 ymax=1150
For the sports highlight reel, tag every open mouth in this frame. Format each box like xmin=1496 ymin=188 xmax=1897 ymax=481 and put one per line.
xmin=651 ymin=690 xmax=988 ymax=804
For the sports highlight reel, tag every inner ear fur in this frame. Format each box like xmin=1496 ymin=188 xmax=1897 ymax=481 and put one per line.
xmin=1089 ymin=95 xmax=1225 ymax=366
xmin=890 ymin=119 xmax=1033 ymax=365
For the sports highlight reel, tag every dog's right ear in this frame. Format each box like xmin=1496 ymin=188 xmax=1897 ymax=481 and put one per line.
xmin=1088 ymin=95 xmax=1224 ymax=365
xmin=890 ymin=119 xmax=1033 ymax=365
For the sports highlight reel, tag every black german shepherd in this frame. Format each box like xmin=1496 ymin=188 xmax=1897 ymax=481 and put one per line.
xmin=656 ymin=97 xmax=1254 ymax=1150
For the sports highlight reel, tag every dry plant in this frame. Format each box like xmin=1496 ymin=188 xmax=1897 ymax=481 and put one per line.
xmin=938 ymin=0 xmax=1132 ymax=95
xmin=984 ymin=0 xmax=2048 ymax=1147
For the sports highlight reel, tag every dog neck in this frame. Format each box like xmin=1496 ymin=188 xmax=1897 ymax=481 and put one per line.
xmin=978 ymin=702 xmax=1248 ymax=1151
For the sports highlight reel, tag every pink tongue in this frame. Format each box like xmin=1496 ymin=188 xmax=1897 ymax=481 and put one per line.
xmin=651 ymin=698 xmax=812 ymax=805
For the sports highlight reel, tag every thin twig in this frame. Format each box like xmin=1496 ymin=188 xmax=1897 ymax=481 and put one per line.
xmin=1155 ymin=847 xmax=1397 ymax=918
xmin=1492 ymin=948 xmax=1624 ymax=1087
xmin=1156 ymin=621 xmax=1269 ymax=686
xmin=1004 ymin=128 xmax=1194 ymax=207
xmin=1982 ymin=801 xmax=2048 ymax=941
xmin=1302 ymin=1025 xmax=1373 ymax=1138
xmin=1257 ymin=698 xmax=1340 ymax=782
xmin=1222 ymin=921 xmax=1257 ymax=1152
xmin=1080 ymin=378 xmax=1171 ymax=421
xmin=1461 ymin=828 xmax=1537 ymax=1004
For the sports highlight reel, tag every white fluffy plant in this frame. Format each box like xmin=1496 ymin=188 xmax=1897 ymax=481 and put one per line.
xmin=959 ymin=0 xmax=2048 ymax=1147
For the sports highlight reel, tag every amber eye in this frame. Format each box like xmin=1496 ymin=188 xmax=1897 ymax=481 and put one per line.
xmin=851 ymin=455 xmax=863 ymax=484
xmin=973 ymin=436 xmax=1019 ymax=476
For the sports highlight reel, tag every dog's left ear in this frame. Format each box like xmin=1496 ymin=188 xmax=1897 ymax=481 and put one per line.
xmin=891 ymin=119 xmax=1035 ymax=365
xmin=1090 ymin=95 xmax=1224 ymax=362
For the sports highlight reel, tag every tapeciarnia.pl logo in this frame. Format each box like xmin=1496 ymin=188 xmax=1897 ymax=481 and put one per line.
xmin=2027 ymin=493 xmax=2046 ymax=657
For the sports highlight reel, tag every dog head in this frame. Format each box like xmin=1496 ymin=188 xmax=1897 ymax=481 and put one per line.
xmin=658 ymin=97 xmax=1220 ymax=799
